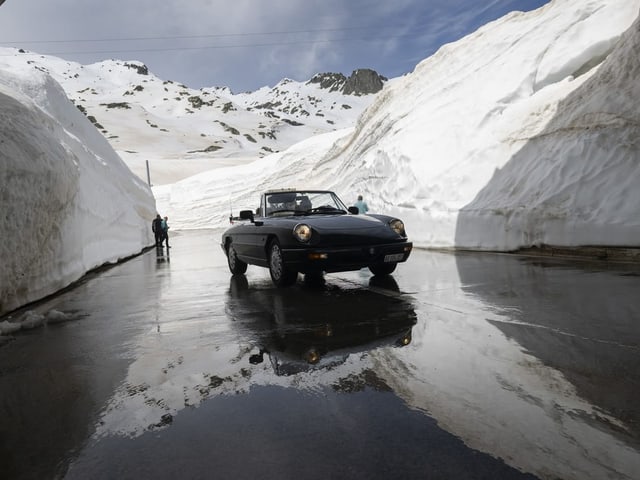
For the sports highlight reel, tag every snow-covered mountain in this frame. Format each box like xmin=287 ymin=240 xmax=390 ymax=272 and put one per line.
xmin=0 ymin=49 xmax=384 ymax=184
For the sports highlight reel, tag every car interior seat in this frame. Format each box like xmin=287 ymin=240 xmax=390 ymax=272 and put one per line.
xmin=297 ymin=195 xmax=312 ymax=211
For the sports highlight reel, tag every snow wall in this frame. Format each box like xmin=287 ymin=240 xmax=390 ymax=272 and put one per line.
xmin=0 ymin=69 xmax=156 ymax=316
xmin=455 ymin=11 xmax=640 ymax=249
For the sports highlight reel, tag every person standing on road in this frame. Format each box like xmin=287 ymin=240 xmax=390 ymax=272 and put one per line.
xmin=152 ymin=214 xmax=163 ymax=247
xmin=161 ymin=216 xmax=171 ymax=248
xmin=354 ymin=195 xmax=369 ymax=214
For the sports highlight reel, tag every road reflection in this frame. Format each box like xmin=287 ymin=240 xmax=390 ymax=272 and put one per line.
xmin=456 ymin=254 xmax=640 ymax=442
xmin=89 ymin=269 xmax=419 ymax=440
xmin=226 ymin=275 xmax=416 ymax=376
xmin=373 ymin=251 xmax=640 ymax=480
xmin=0 ymin=252 xmax=167 ymax=480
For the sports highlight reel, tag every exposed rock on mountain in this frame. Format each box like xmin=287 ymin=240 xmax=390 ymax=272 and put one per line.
xmin=343 ymin=69 xmax=388 ymax=95
xmin=308 ymin=72 xmax=347 ymax=92
xmin=309 ymin=69 xmax=387 ymax=95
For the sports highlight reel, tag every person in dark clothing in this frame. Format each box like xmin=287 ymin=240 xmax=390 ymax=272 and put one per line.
xmin=152 ymin=214 xmax=163 ymax=247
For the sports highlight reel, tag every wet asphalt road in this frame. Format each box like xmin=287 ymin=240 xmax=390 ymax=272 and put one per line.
xmin=1 ymin=229 xmax=639 ymax=480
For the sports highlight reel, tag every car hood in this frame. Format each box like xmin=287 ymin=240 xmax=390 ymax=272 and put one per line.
xmin=303 ymin=214 xmax=405 ymax=244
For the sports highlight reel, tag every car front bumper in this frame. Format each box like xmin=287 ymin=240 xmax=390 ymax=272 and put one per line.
xmin=281 ymin=241 xmax=413 ymax=273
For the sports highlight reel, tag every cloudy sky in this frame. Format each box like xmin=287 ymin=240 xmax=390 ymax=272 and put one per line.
xmin=0 ymin=0 xmax=549 ymax=92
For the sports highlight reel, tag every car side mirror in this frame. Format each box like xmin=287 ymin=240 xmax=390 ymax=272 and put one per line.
xmin=348 ymin=206 xmax=359 ymax=214
xmin=239 ymin=210 xmax=254 ymax=221
xmin=240 ymin=209 xmax=263 ymax=226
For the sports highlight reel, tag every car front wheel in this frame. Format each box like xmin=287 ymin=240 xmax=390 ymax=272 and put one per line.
xmin=227 ymin=243 xmax=248 ymax=274
xmin=369 ymin=262 xmax=397 ymax=276
xmin=268 ymin=240 xmax=297 ymax=287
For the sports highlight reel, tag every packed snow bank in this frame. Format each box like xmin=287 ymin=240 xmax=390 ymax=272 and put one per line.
xmin=155 ymin=0 xmax=640 ymax=252
xmin=0 ymin=68 xmax=156 ymax=316
xmin=456 ymin=12 xmax=640 ymax=249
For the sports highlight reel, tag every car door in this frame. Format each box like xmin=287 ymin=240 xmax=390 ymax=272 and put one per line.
xmin=235 ymin=200 xmax=269 ymax=265
xmin=240 ymin=220 xmax=269 ymax=265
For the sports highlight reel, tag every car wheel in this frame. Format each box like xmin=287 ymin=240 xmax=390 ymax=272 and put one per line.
xmin=227 ymin=243 xmax=248 ymax=274
xmin=268 ymin=240 xmax=297 ymax=287
xmin=369 ymin=262 xmax=397 ymax=276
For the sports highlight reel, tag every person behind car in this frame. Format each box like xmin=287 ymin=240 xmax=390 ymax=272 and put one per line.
xmin=354 ymin=195 xmax=369 ymax=214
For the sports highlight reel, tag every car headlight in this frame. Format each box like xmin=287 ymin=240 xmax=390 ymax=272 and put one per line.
xmin=389 ymin=219 xmax=406 ymax=236
xmin=396 ymin=331 xmax=412 ymax=346
xmin=293 ymin=223 xmax=312 ymax=242
xmin=305 ymin=348 xmax=321 ymax=364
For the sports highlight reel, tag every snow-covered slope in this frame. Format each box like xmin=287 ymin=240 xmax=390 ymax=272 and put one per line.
xmin=0 ymin=50 xmax=383 ymax=184
xmin=322 ymin=0 xmax=640 ymax=250
xmin=0 ymin=67 xmax=155 ymax=316
xmin=156 ymin=0 xmax=640 ymax=251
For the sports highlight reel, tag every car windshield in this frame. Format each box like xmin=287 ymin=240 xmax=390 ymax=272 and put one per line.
xmin=264 ymin=190 xmax=348 ymax=217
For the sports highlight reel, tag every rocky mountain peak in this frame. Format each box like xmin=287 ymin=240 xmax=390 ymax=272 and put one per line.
xmin=123 ymin=62 xmax=149 ymax=76
xmin=342 ymin=69 xmax=388 ymax=96
xmin=308 ymin=69 xmax=387 ymax=96
xmin=308 ymin=72 xmax=347 ymax=92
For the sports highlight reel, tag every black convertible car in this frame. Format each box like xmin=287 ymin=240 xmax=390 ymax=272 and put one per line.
xmin=221 ymin=189 xmax=412 ymax=286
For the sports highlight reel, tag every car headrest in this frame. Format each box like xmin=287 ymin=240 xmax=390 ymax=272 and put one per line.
xmin=268 ymin=193 xmax=297 ymax=204
xmin=297 ymin=195 xmax=311 ymax=208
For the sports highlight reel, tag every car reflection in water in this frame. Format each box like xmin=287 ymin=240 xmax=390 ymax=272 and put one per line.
xmin=226 ymin=274 xmax=417 ymax=376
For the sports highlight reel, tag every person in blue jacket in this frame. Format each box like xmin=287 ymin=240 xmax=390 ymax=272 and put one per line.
xmin=354 ymin=195 xmax=369 ymax=214
xmin=161 ymin=216 xmax=171 ymax=248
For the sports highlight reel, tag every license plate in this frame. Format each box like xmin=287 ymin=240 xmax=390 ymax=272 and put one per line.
xmin=384 ymin=253 xmax=404 ymax=262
